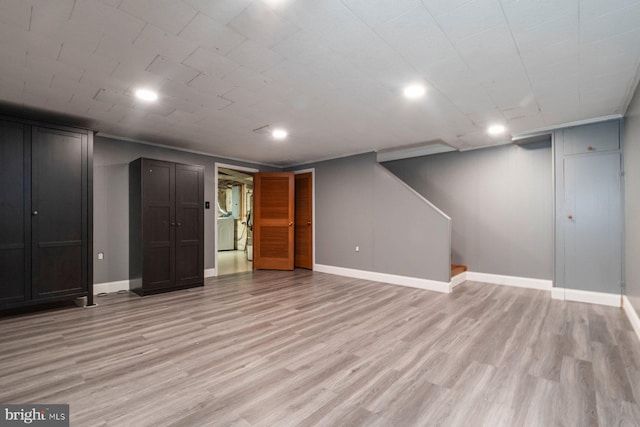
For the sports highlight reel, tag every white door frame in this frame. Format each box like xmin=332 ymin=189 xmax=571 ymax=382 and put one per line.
xmin=214 ymin=162 xmax=259 ymax=277
xmin=294 ymin=168 xmax=316 ymax=269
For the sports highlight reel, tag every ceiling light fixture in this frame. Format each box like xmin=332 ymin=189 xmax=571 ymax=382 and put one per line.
xmin=488 ymin=124 xmax=506 ymax=135
xmin=272 ymin=128 xmax=288 ymax=140
xmin=135 ymin=88 xmax=158 ymax=102
xmin=403 ymin=84 xmax=426 ymax=99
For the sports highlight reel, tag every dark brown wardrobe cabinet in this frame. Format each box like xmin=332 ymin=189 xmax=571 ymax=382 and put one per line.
xmin=0 ymin=117 xmax=93 ymax=309
xmin=129 ymin=158 xmax=204 ymax=296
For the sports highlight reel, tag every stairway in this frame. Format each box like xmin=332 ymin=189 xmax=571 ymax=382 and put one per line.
xmin=451 ymin=264 xmax=467 ymax=278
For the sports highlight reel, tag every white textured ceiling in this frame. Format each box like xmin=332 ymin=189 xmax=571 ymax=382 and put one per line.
xmin=0 ymin=0 xmax=639 ymax=166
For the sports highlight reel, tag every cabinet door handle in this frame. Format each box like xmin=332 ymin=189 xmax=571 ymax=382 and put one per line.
xmin=177 ymin=222 xmax=181 ymax=227
xmin=587 ymin=146 xmax=594 ymax=151
xmin=32 ymin=210 xmax=38 ymax=216
xmin=288 ymin=222 xmax=293 ymax=227
xmin=567 ymin=215 xmax=573 ymax=220
xmin=170 ymin=222 xmax=175 ymax=227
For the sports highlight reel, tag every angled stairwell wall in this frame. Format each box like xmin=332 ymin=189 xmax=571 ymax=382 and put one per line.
xmin=295 ymin=152 xmax=452 ymax=290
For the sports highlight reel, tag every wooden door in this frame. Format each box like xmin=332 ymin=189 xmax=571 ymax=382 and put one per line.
xmin=142 ymin=159 xmax=176 ymax=290
xmin=0 ymin=120 xmax=30 ymax=305
xmin=564 ymin=152 xmax=622 ymax=293
xmin=295 ymin=173 xmax=313 ymax=269
xmin=32 ymin=127 xmax=88 ymax=299
xmin=253 ymin=172 xmax=295 ymax=270
xmin=175 ymin=163 xmax=204 ymax=287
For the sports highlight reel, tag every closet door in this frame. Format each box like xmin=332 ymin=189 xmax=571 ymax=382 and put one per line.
xmin=32 ymin=127 xmax=87 ymax=299
xmin=175 ymin=164 xmax=204 ymax=287
xmin=142 ymin=159 xmax=176 ymax=290
xmin=0 ymin=121 xmax=30 ymax=305
xmin=564 ymin=152 xmax=622 ymax=293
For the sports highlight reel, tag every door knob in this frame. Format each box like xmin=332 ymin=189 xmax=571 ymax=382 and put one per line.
xmin=567 ymin=215 xmax=573 ymax=220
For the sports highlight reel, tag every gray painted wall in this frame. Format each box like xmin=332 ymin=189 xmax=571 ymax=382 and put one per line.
xmin=384 ymin=142 xmax=553 ymax=280
xmin=93 ymin=136 xmax=274 ymax=284
xmin=298 ymin=152 xmax=451 ymax=282
xmin=625 ymin=84 xmax=640 ymax=316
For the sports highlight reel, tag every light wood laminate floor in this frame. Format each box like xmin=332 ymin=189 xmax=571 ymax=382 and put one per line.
xmin=1 ymin=270 xmax=640 ymax=426
xmin=218 ymin=250 xmax=252 ymax=276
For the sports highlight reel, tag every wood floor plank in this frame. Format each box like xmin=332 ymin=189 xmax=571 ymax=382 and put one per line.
xmin=1 ymin=270 xmax=639 ymax=426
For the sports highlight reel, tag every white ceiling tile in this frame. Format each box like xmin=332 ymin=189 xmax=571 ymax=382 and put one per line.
xmin=520 ymin=38 xmax=580 ymax=75
xmin=183 ymin=0 xmax=252 ymax=25
xmin=183 ymin=47 xmax=240 ymax=78
xmin=271 ymin=31 xmax=328 ymax=59
xmin=134 ymin=24 xmax=197 ymax=63
xmin=187 ymin=73 xmax=236 ymax=99
xmin=146 ymin=55 xmax=200 ymax=84
xmin=226 ymin=40 xmax=285 ymax=73
xmin=341 ymin=0 xmax=424 ymax=28
xmin=511 ymin=13 xmax=579 ymax=55
xmin=501 ymin=0 xmax=577 ymax=33
xmin=228 ymin=2 xmax=301 ymax=48
xmin=581 ymin=3 xmax=640 ymax=44
xmin=220 ymin=66 xmax=270 ymax=91
xmin=0 ymin=0 xmax=32 ymax=31
xmin=30 ymin=0 xmax=76 ymax=21
xmin=94 ymin=88 xmax=135 ymax=107
xmin=70 ymin=0 xmax=146 ymax=42
xmin=419 ymin=0 xmax=476 ymax=17
xmin=454 ymin=25 xmax=519 ymax=72
xmin=580 ymin=0 xmax=640 ymax=22
xmin=375 ymin=7 xmax=457 ymax=71
xmin=178 ymin=13 xmax=245 ymax=56
xmin=118 ymin=0 xmax=197 ymax=35
xmin=434 ymin=0 xmax=504 ymax=41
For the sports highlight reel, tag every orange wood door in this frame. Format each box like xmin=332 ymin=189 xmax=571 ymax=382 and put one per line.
xmin=253 ymin=172 xmax=295 ymax=270
xmin=295 ymin=173 xmax=313 ymax=269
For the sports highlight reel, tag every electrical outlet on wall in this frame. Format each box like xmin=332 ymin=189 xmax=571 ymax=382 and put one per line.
xmin=98 ymin=252 xmax=104 ymax=260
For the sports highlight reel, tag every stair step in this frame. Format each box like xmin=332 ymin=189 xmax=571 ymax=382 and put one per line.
xmin=451 ymin=264 xmax=468 ymax=278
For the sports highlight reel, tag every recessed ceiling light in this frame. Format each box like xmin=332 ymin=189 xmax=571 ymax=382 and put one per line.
xmin=272 ymin=128 xmax=288 ymax=140
xmin=135 ymin=88 xmax=158 ymax=102
xmin=488 ymin=124 xmax=506 ymax=135
xmin=403 ymin=84 xmax=426 ymax=99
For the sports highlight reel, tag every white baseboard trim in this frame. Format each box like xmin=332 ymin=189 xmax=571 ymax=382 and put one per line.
xmin=93 ymin=280 xmax=130 ymax=294
xmin=314 ymin=264 xmax=453 ymax=293
xmin=623 ymin=296 xmax=640 ymax=341
xmin=465 ymin=271 xmax=552 ymax=291
xmin=551 ymin=288 xmax=565 ymax=300
xmin=204 ymin=268 xmax=216 ymax=278
xmin=450 ymin=271 xmax=467 ymax=289
xmin=552 ymin=288 xmax=622 ymax=307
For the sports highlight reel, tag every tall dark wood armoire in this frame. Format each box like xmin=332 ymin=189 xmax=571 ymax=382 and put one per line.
xmin=129 ymin=158 xmax=204 ymax=296
xmin=0 ymin=117 xmax=93 ymax=309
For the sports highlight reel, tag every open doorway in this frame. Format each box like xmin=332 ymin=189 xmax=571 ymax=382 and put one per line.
xmin=215 ymin=164 xmax=258 ymax=276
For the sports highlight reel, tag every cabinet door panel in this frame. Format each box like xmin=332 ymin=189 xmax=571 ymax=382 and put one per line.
xmin=175 ymin=164 xmax=203 ymax=285
xmin=32 ymin=127 xmax=86 ymax=299
xmin=0 ymin=121 xmax=29 ymax=304
xmin=142 ymin=160 xmax=175 ymax=288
